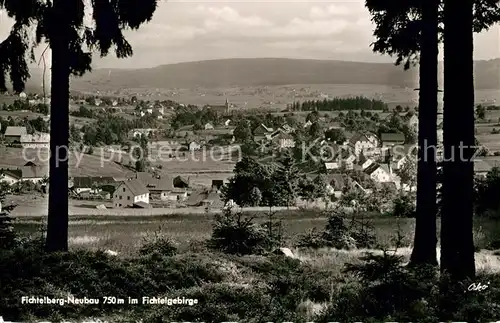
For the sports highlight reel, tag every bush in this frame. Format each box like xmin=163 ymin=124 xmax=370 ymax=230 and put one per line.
xmin=296 ymin=209 xmax=375 ymax=249
xmin=209 ymin=209 xmax=280 ymax=255
xmin=0 ymin=239 xmax=230 ymax=321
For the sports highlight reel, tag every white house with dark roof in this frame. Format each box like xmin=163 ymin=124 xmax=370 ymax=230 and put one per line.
xmin=113 ymin=179 xmax=149 ymax=208
xmin=0 ymin=166 xmax=48 ymax=185
xmin=135 ymin=172 xmax=186 ymax=201
xmin=364 ymin=163 xmax=392 ymax=183
xmin=381 ymin=133 xmax=405 ymax=147
xmin=270 ymin=129 xmax=295 ymax=148
xmin=349 ymin=132 xmax=378 ymax=156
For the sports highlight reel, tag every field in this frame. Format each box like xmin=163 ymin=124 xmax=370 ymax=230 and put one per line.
xmin=13 ymin=210 xmax=500 ymax=258
xmin=0 ymin=147 xmax=132 ymax=178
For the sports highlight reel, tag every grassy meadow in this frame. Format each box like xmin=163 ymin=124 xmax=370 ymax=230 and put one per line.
xmin=13 ymin=210 xmax=500 ymax=256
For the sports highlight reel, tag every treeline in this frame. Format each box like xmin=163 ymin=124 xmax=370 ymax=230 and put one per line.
xmin=79 ymin=114 xmax=159 ymax=146
xmin=289 ymin=96 xmax=388 ymax=111
xmin=0 ymin=100 xmax=49 ymax=115
xmin=222 ymin=154 xmax=327 ymax=207
xmin=0 ymin=116 xmax=49 ymax=134
xmin=171 ymin=105 xmax=220 ymax=130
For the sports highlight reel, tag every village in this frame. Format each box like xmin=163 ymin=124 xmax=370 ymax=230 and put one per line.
xmin=1 ymin=91 xmax=500 ymax=216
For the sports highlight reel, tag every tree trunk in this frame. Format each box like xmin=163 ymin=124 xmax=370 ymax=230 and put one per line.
xmin=45 ymin=0 xmax=70 ymax=252
xmin=440 ymin=0 xmax=475 ymax=280
xmin=410 ymin=0 xmax=439 ymax=266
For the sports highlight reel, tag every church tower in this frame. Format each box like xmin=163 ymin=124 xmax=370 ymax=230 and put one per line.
xmin=225 ymin=98 xmax=229 ymax=114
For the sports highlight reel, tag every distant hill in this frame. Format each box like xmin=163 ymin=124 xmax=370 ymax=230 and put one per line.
xmin=21 ymin=58 xmax=500 ymax=92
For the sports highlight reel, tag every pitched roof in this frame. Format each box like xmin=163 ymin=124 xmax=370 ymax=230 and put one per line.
xmin=324 ymin=162 xmax=340 ymax=170
xmin=381 ymin=133 xmax=405 ymax=142
xmin=21 ymin=166 xmax=48 ymax=178
xmin=72 ymin=176 xmax=116 ymax=188
xmin=4 ymin=126 xmax=27 ymax=137
xmin=136 ymin=172 xmax=174 ymax=191
xmin=119 ymin=179 xmax=149 ymax=196
xmin=364 ymin=163 xmax=383 ymax=175
xmin=349 ymin=132 xmax=371 ymax=145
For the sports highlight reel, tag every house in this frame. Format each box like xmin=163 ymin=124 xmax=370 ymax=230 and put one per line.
xmin=70 ymin=176 xmax=117 ymax=194
xmin=324 ymin=162 xmax=340 ymax=171
xmin=270 ymin=130 xmax=295 ymax=148
xmin=348 ymin=132 xmax=378 ymax=156
xmin=303 ymin=120 xmax=313 ymax=128
xmin=321 ymin=173 xmax=365 ymax=198
xmin=390 ymin=144 xmax=417 ymax=170
xmin=19 ymin=92 xmax=27 ymax=98
xmin=280 ymin=124 xmax=294 ymax=134
xmin=128 ymin=128 xmax=156 ymax=139
xmin=204 ymin=123 xmax=214 ymax=130
xmin=355 ymin=154 xmax=374 ymax=171
xmin=189 ymin=141 xmax=201 ymax=151
xmin=135 ymin=172 xmax=187 ymax=202
xmin=4 ymin=126 xmax=27 ymax=144
xmin=381 ymin=133 xmax=405 ymax=147
xmin=113 ymin=179 xmax=149 ymax=208
xmin=21 ymin=133 xmax=50 ymax=148
xmin=254 ymin=123 xmax=274 ymax=135
xmin=0 ymin=166 xmax=48 ymax=185
xmin=173 ymin=175 xmax=189 ymax=188
xmin=185 ymin=188 xmax=224 ymax=208
xmin=364 ymin=163 xmax=392 ymax=183
xmin=252 ymin=124 xmax=274 ymax=142
xmin=224 ymin=119 xmax=231 ymax=127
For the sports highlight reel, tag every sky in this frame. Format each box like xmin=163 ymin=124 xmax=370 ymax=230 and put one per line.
xmin=1 ymin=0 xmax=500 ymax=69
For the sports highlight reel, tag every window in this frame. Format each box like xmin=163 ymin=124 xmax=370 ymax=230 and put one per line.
xmin=127 ymin=196 xmax=130 ymax=200
xmin=119 ymin=204 xmax=122 ymax=207
xmin=119 ymin=196 xmax=122 ymax=199
xmin=123 ymin=188 xmax=126 ymax=192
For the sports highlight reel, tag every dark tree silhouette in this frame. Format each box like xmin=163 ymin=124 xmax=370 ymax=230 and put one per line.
xmin=366 ymin=0 xmax=500 ymax=267
xmin=440 ymin=0 xmax=476 ymax=280
xmin=411 ymin=0 xmax=439 ymax=266
xmin=1 ymin=0 xmax=158 ymax=252
xmin=366 ymin=0 xmax=439 ymax=266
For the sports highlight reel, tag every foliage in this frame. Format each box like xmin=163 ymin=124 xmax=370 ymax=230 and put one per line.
xmin=365 ymin=0 xmax=500 ymax=70
xmin=223 ymin=154 xmax=307 ymax=208
xmin=297 ymin=96 xmax=387 ymax=111
xmin=396 ymin=156 xmax=417 ymax=191
xmin=0 ymin=181 xmax=16 ymax=249
xmin=324 ymin=128 xmax=347 ymax=143
xmin=474 ymin=167 xmax=500 ymax=217
xmin=297 ymin=208 xmax=375 ymax=249
xmin=209 ymin=209 xmax=279 ymax=255
xmin=82 ymin=114 xmax=159 ymax=146
xmin=393 ymin=193 xmax=417 ymax=218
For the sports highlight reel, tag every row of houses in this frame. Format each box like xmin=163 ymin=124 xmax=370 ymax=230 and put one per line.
xmin=253 ymin=123 xmax=295 ymax=148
